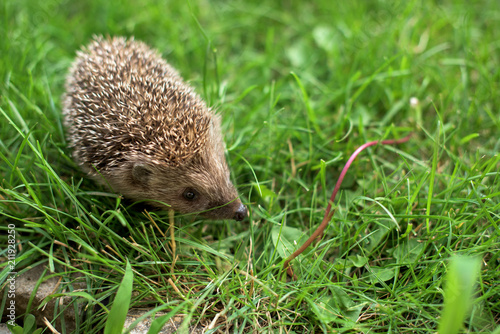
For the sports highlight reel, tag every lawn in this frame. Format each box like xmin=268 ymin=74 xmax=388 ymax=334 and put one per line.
xmin=1 ymin=0 xmax=499 ymax=332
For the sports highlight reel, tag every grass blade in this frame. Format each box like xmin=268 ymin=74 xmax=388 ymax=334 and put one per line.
xmin=426 ymin=120 xmax=441 ymax=233
xmin=104 ymin=261 xmax=134 ymax=334
xmin=438 ymin=256 xmax=481 ymax=334
xmin=146 ymin=304 xmax=185 ymax=334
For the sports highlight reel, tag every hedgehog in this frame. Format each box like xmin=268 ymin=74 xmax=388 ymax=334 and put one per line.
xmin=62 ymin=36 xmax=247 ymax=221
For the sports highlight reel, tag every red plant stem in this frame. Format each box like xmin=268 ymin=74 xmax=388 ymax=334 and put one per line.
xmin=283 ymin=133 xmax=412 ymax=278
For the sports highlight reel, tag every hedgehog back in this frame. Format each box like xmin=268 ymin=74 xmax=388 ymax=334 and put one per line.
xmin=63 ymin=36 xmax=212 ymax=172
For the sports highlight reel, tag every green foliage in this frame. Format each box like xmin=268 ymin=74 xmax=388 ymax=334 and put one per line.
xmin=438 ymin=256 xmax=481 ymax=334
xmin=104 ymin=261 xmax=134 ymax=334
xmin=6 ymin=314 xmax=43 ymax=334
xmin=1 ymin=0 xmax=499 ymax=332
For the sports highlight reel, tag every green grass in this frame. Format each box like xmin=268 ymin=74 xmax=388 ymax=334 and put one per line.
xmin=1 ymin=0 xmax=499 ymax=332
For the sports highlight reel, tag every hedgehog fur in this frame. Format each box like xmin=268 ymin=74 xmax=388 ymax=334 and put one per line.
xmin=63 ymin=36 xmax=247 ymax=221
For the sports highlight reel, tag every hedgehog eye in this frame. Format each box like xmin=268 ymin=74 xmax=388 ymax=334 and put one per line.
xmin=183 ymin=188 xmax=198 ymax=201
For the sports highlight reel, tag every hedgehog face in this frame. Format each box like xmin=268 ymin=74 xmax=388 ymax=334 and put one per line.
xmin=107 ymin=160 xmax=247 ymax=221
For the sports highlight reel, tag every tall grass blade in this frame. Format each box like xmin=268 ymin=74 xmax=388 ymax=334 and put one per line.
xmin=104 ymin=261 xmax=134 ymax=334
xmin=438 ymin=256 xmax=480 ymax=334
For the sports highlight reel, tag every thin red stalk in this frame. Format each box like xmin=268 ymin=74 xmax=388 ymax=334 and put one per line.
xmin=283 ymin=134 xmax=412 ymax=278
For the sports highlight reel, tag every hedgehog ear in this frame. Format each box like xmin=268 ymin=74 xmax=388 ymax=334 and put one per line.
xmin=132 ymin=163 xmax=154 ymax=185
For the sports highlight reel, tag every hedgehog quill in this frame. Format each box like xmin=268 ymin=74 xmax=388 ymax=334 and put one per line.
xmin=63 ymin=36 xmax=247 ymax=221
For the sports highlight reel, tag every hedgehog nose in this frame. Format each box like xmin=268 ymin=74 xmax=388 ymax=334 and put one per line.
xmin=233 ymin=203 xmax=247 ymax=221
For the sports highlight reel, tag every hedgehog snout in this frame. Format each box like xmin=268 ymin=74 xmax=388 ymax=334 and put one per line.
xmin=233 ymin=202 xmax=247 ymax=221
xmin=201 ymin=197 xmax=247 ymax=221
